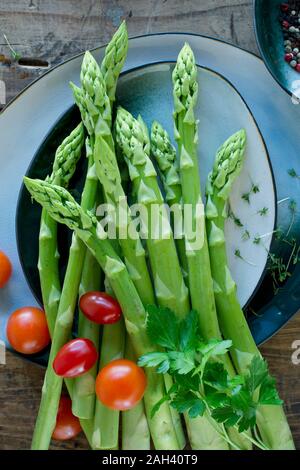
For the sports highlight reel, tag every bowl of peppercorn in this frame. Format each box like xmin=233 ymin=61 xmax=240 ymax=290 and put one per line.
xmin=254 ymin=0 xmax=300 ymax=96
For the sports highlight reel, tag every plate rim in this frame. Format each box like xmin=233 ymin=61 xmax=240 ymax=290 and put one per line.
xmin=15 ymin=59 xmax=277 ymax=321
xmin=1 ymin=30 xmax=292 ymax=117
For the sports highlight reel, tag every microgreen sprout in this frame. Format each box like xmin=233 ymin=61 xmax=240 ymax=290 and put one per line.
xmin=242 ymin=230 xmax=250 ymax=241
xmin=257 ymin=207 xmax=269 ymax=216
xmin=228 ymin=206 xmax=243 ymax=227
xmin=251 ymin=184 xmax=260 ymax=194
xmin=241 ymin=182 xmax=260 ymax=204
xmin=287 ymin=168 xmax=300 ymax=180
xmin=253 ymin=236 xmax=261 ymax=245
xmin=3 ymin=34 xmax=22 ymax=61
xmin=241 ymin=192 xmax=250 ymax=204
xmin=234 ymin=249 xmax=256 ymax=266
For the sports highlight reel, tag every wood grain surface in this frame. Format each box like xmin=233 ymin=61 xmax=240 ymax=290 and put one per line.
xmin=0 ymin=0 xmax=299 ymax=450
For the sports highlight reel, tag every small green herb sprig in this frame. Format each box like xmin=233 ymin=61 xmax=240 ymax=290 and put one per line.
xmin=3 ymin=34 xmax=21 ymax=61
xmin=234 ymin=249 xmax=256 ymax=266
xmin=242 ymin=230 xmax=250 ymax=241
xmin=242 ymin=183 xmax=260 ymax=204
xmin=228 ymin=206 xmax=243 ymax=228
xmin=287 ymin=168 xmax=300 ymax=180
xmin=257 ymin=207 xmax=268 ymax=217
xmin=139 ymin=306 xmax=282 ymax=450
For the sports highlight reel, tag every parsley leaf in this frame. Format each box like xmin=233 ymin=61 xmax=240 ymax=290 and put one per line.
xmin=169 ymin=351 xmax=196 ymax=375
xmin=146 ymin=305 xmax=179 ymax=349
xmin=174 ymin=371 xmax=200 ymax=392
xmin=212 ymin=406 xmax=240 ymax=428
xmin=179 ymin=310 xmax=199 ymax=351
xmin=197 ymin=339 xmax=232 ymax=376
xmin=245 ymin=356 xmax=268 ymax=395
xmin=171 ymin=392 xmax=205 ymax=418
xmin=138 ymin=352 xmax=170 ymax=371
xmin=259 ymin=375 xmax=283 ymax=406
xmin=203 ymin=362 xmax=229 ymax=390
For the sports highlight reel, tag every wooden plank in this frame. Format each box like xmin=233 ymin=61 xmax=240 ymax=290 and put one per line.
xmin=0 ymin=0 xmax=257 ymax=105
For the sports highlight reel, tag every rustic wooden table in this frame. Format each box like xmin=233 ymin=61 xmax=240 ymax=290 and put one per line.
xmin=0 ymin=0 xmax=299 ymax=450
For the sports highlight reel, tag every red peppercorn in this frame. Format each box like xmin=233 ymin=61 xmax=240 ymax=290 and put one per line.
xmin=282 ymin=20 xmax=290 ymax=29
xmin=296 ymin=64 xmax=300 ymax=72
xmin=285 ymin=53 xmax=294 ymax=62
xmin=280 ymin=3 xmax=289 ymax=13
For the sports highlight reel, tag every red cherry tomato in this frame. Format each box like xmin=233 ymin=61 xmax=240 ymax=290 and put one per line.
xmin=52 ymin=396 xmax=81 ymax=441
xmin=6 ymin=307 xmax=50 ymax=354
xmin=0 ymin=251 xmax=12 ymax=288
xmin=95 ymin=359 xmax=147 ymax=410
xmin=53 ymin=338 xmax=98 ymax=378
xmin=79 ymin=291 xmax=122 ymax=325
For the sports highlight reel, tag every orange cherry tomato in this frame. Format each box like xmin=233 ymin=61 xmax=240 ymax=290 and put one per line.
xmin=95 ymin=359 xmax=147 ymax=411
xmin=52 ymin=396 xmax=82 ymax=441
xmin=0 ymin=251 xmax=12 ymax=287
xmin=6 ymin=307 xmax=50 ymax=354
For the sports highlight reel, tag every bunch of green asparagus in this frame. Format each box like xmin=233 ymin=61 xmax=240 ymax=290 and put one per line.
xmin=24 ymin=22 xmax=294 ymax=450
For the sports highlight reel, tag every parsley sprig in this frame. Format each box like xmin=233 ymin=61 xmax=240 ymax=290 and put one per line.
xmin=139 ymin=306 xmax=283 ymax=450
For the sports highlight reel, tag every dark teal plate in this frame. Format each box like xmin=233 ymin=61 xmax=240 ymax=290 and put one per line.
xmin=254 ymin=0 xmax=300 ymax=96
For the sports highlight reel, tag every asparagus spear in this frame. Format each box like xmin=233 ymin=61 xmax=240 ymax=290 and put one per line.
xmin=116 ymin=109 xmax=227 ymax=450
xmin=72 ymin=22 xmax=129 ymax=421
xmin=37 ymin=123 xmax=97 ymax=444
xmin=122 ymin=337 xmax=150 ymax=450
xmin=91 ymin=63 xmax=183 ymax=445
xmin=150 ymin=120 xmax=188 ymax=283
xmin=205 ymin=130 xmax=295 ymax=450
xmin=172 ymin=44 xmax=252 ymax=450
xmin=38 ymin=122 xmax=84 ymax=335
xmin=31 ymin=149 xmax=98 ymax=450
xmin=24 ymin=177 xmax=182 ymax=451
xmin=31 ymin=45 xmax=110 ymax=446
xmin=92 ymin=281 xmax=125 ymax=450
xmin=100 ymin=20 xmax=128 ymax=105
xmin=93 ymin=319 xmax=125 ymax=449
xmin=71 ymin=50 xmax=126 ymax=444
xmin=115 ymin=108 xmax=189 ymax=318
xmin=70 ymin=137 xmax=102 ymax=420
xmin=71 ymin=246 xmax=102 ymax=419
xmin=91 ymin=60 xmax=155 ymax=306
